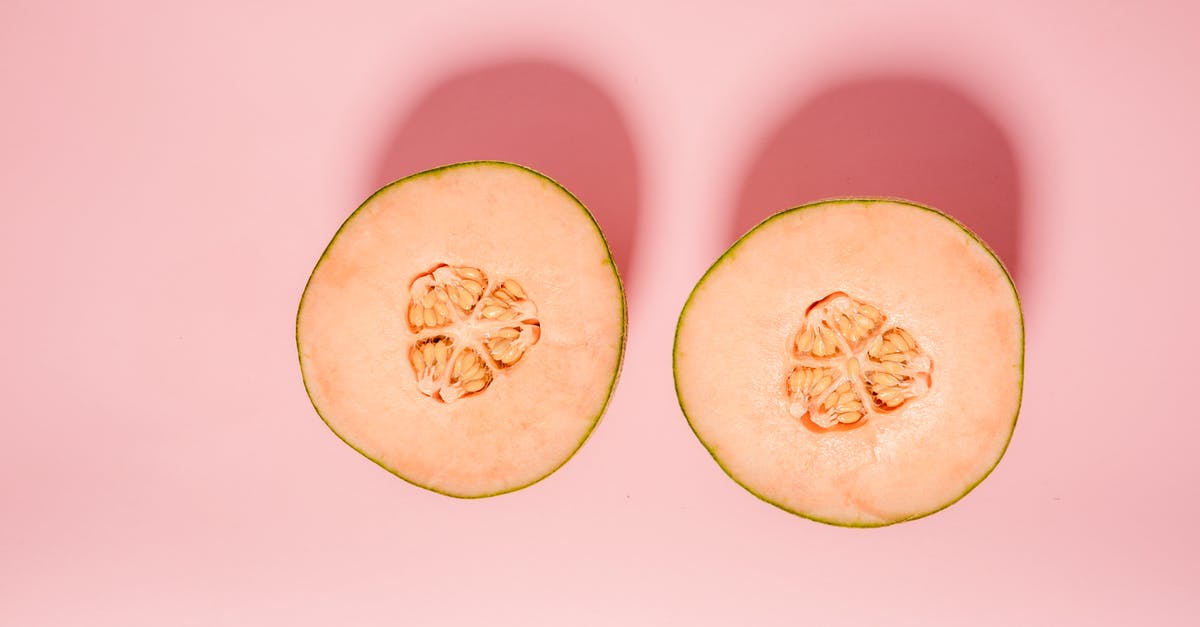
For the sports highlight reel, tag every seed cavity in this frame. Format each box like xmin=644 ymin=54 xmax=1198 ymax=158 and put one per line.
xmin=404 ymin=264 xmax=541 ymax=402
xmin=785 ymin=292 xmax=932 ymax=429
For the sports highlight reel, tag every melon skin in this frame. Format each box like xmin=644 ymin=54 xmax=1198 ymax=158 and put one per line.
xmin=297 ymin=161 xmax=626 ymax=498
xmin=673 ymin=198 xmax=1023 ymax=527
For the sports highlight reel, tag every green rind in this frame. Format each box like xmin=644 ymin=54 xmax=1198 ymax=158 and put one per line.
xmin=297 ymin=160 xmax=627 ymax=499
xmin=672 ymin=197 xmax=1024 ymax=527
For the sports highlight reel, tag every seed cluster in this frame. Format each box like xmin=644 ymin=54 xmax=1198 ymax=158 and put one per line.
xmin=405 ymin=264 xmax=540 ymax=402
xmin=786 ymin=292 xmax=932 ymax=429
xmin=407 ymin=265 xmax=487 ymax=330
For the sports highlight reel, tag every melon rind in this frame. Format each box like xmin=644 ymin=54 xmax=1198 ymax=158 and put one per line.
xmin=297 ymin=161 xmax=626 ymax=498
xmin=672 ymin=198 xmax=1023 ymax=527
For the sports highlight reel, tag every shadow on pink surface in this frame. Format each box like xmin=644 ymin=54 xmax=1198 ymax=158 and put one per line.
xmin=371 ymin=59 xmax=642 ymax=293
xmin=731 ymin=76 xmax=1024 ymax=287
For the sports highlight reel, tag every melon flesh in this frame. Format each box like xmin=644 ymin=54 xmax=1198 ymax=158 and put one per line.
xmin=673 ymin=199 xmax=1022 ymax=526
xmin=297 ymin=162 xmax=625 ymax=498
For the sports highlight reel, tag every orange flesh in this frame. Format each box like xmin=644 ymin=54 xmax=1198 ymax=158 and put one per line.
xmin=298 ymin=163 xmax=624 ymax=497
xmin=674 ymin=200 xmax=1022 ymax=526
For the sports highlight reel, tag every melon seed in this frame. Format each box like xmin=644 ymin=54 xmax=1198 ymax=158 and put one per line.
xmin=405 ymin=264 xmax=541 ymax=402
xmin=786 ymin=292 xmax=933 ymax=429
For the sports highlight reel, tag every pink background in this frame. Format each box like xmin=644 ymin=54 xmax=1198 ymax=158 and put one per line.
xmin=3 ymin=1 xmax=1198 ymax=624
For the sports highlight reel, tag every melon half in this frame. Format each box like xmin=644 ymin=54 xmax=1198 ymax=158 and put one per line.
xmin=297 ymin=162 xmax=625 ymax=498
xmin=673 ymin=199 xmax=1023 ymax=526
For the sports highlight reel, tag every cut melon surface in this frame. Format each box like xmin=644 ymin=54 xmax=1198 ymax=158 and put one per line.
xmin=297 ymin=162 xmax=625 ymax=498
xmin=673 ymin=199 xmax=1023 ymax=526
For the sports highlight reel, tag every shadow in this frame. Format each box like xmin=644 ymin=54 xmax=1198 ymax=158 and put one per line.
xmin=372 ymin=59 xmax=642 ymax=292
xmin=731 ymin=76 xmax=1023 ymax=286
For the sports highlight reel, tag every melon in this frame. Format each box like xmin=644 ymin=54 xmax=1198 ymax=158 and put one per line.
xmin=297 ymin=161 xmax=626 ymax=498
xmin=673 ymin=199 xmax=1023 ymax=526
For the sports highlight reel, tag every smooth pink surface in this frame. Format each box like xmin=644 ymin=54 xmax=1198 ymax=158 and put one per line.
xmin=2 ymin=1 xmax=1197 ymax=625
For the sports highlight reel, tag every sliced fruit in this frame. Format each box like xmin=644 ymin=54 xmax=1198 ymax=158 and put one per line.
xmin=298 ymin=161 xmax=625 ymax=498
xmin=673 ymin=199 xmax=1023 ymax=526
